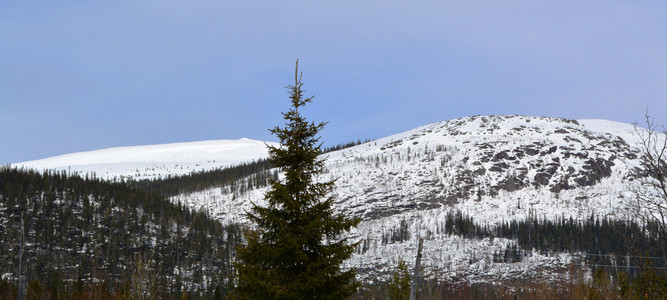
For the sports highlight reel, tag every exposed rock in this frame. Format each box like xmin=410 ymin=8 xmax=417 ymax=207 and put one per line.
xmin=492 ymin=151 xmax=511 ymax=161
xmin=523 ymin=147 xmax=540 ymax=156
xmin=489 ymin=162 xmax=510 ymax=172
xmin=498 ymin=177 xmax=525 ymax=192
xmin=549 ymin=176 xmax=571 ymax=193
xmin=541 ymin=146 xmax=558 ymax=155
xmin=534 ymin=172 xmax=552 ymax=186
xmin=474 ymin=168 xmax=487 ymax=176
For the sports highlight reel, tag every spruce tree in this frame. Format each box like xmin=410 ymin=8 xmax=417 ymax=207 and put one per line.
xmin=389 ymin=260 xmax=411 ymax=300
xmin=234 ymin=61 xmax=359 ymax=299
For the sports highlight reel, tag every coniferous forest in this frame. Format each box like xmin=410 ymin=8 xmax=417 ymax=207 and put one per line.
xmin=0 ymin=168 xmax=243 ymax=299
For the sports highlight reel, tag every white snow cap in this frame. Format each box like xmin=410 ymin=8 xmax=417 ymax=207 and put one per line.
xmin=15 ymin=138 xmax=278 ymax=180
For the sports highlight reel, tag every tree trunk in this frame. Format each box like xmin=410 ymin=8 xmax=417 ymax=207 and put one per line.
xmin=410 ymin=238 xmax=423 ymax=300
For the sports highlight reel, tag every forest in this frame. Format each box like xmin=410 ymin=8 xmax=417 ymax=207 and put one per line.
xmin=0 ymin=168 xmax=244 ymax=299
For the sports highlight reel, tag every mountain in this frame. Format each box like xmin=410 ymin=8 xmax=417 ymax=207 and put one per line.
xmin=14 ymin=138 xmax=277 ymax=181
xmin=176 ymin=115 xmax=644 ymax=223
xmin=171 ymin=115 xmax=661 ymax=283
xmin=7 ymin=115 xmax=663 ymax=287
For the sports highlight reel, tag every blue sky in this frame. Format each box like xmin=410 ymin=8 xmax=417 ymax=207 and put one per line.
xmin=2 ymin=1 xmax=666 ymax=163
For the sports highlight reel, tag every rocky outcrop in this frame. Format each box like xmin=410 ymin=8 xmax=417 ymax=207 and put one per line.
xmin=322 ymin=115 xmax=643 ymax=220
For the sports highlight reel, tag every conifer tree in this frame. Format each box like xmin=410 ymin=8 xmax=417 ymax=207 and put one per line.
xmin=389 ymin=260 xmax=411 ymax=300
xmin=234 ymin=61 xmax=359 ymax=299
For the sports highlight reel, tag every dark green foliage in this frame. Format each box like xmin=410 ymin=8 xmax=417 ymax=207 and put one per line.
xmin=389 ymin=260 xmax=410 ymax=300
xmin=622 ymin=267 xmax=667 ymax=299
xmin=0 ymin=167 xmax=242 ymax=298
xmin=234 ymin=61 xmax=359 ymax=299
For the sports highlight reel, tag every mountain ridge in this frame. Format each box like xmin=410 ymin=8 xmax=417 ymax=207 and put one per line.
xmin=14 ymin=138 xmax=278 ymax=181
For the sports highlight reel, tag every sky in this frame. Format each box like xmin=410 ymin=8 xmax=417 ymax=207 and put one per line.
xmin=1 ymin=1 xmax=666 ymax=163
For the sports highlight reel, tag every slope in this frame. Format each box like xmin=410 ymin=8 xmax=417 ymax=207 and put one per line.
xmin=0 ymin=168 xmax=242 ymax=297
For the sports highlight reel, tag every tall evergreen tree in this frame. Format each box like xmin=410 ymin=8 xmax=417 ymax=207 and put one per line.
xmin=234 ymin=61 xmax=359 ymax=299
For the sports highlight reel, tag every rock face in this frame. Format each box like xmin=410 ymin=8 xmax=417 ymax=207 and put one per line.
xmin=173 ymin=115 xmax=655 ymax=283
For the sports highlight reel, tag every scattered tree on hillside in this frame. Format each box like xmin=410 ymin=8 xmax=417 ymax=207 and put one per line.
xmin=234 ymin=61 xmax=360 ymax=299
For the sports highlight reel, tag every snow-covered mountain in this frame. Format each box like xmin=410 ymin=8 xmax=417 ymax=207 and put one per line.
xmin=177 ymin=115 xmax=645 ymax=223
xmin=172 ymin=115 xmax=660 ymax=283
xmin=13 ymin=115 xmax=663 ymax=284
xmin=14 ymin=138 xmax=277 ymax=180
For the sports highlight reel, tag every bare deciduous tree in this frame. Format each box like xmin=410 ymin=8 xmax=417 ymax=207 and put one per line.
xmin=631 ymin=112 xmax=667 ymax=255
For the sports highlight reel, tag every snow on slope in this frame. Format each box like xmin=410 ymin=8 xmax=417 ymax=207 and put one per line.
xmin=15 ymin=138 xmax=277 ymax=180
xmin=12 ymin=115 xmax=660 ymax=283
xmin=176 ymin=115 xmax=648 ymax=224
xmin=172 ymin=115 xmax=663 ymax=283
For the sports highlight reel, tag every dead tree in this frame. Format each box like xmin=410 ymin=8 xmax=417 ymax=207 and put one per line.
xmin=18 ymin=212 xmax=26 ymax=300
xmin=410 ymin=238 xmax=423 ymax=300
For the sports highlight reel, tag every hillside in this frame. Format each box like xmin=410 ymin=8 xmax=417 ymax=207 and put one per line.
xmin=176 ymin=115 xmax=645 ymax=224
xmin=0 ymin=168 xmax=242 ymax=298
xmin=171 ymin=115 xmax=663 ymax=283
